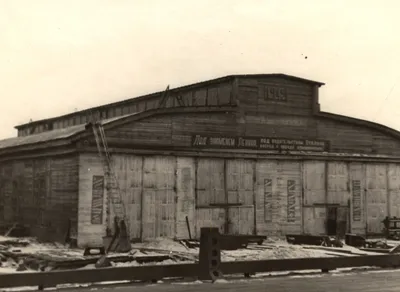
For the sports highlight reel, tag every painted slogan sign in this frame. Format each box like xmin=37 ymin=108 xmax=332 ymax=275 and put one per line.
xmin=191 ymin=135 xmax=329 ymax=153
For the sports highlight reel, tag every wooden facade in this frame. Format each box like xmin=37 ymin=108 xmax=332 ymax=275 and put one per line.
xmin=2 ymin=74 xmax=400 ymax=246
xmin=0 ymin=155 xmax=79 ymax=241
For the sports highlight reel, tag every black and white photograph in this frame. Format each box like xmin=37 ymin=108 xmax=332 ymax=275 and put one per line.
xmin=1 ymin=1 xmax=400 ymax=291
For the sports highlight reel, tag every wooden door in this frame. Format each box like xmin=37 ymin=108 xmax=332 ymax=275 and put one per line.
xmin=326 ymin=206 xmax=337 ymax=236
xmin=195 ymin=158 xmax=225 ymax=237
xmin=226 ymin=159 xmax=255 ymax=235
xmin=336 ymin=206 xmax=349 ymax=238
xmin=142 ymin=156 xmax=176 ymax=239
xmin=303 ymin=161 xmax=326 ymax=235
xmin=303 ymin=206 xmax=326 ymax=235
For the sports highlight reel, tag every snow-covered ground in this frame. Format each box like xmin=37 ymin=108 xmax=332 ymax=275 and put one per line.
xmin=0 ymin=235 xmax=395 ymax=275
xmin=1 ymin=235 xmax=400 ymax=292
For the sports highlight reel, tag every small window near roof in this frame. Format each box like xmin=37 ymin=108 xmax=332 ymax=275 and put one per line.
xmin=123 ymin=106 xmax=129 ymax=115
xmin=115 ymin=107 xmax=122 ymax=116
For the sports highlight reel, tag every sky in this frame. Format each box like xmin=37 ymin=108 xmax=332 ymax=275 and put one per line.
xmin=1 ymin=0 xmax=400 ymax=139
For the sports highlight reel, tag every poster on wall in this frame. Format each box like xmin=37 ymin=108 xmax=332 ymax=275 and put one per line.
xmin=352 ymin=180 xmax=362 ymax=221
xmin=91 ymin=175 xmax=105 ymax=225
xmin=287 ymin=180 xmax=296 ymax=222
xmin=264 ymin=179 xmax=273 ymax=222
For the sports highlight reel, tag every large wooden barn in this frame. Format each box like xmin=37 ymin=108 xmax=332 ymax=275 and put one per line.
xmin=1 ymin=73 xmax=400 ymax=247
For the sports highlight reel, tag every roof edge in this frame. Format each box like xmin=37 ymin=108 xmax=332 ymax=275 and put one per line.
xmin=316 ymin=111 xmax=400 ymax=140
xmin=14 ymin=73 xmax=323 ymax=129
xmin=2 ymin=106 xmax=238 ymax=155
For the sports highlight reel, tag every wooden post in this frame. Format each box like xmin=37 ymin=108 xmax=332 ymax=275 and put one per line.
xmin=198 ymin=227 xmax=223 ymax=282
xmin=186 ymin=216 xmax=192 ymax=240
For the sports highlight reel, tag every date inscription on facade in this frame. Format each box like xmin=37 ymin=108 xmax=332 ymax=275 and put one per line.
xmin=265 ymin=86 xmax=287 ymax=102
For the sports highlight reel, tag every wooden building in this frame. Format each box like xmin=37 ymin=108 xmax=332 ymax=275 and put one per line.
xmin=1 ymin=73 xmax=400 ymax=247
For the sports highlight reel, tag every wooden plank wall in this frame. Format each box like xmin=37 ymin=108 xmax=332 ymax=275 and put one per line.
xmin=76 ymin=153 xmax=400 ymax=244
xmin=365 ymin=164 xmax=388 ymax=235
xmin=106 ymin=112 xmax=240 ymax=148
xmin=237 ymin=77 xmax=314 ymax=116
xmin=78 ymin=154 xmax=107 ymax=247
xmin=18 ymin=81 xmax=234 ymax=137
xmin=102 ymin=109 xmax=400 ymax=157
xmin=175 ymin=157 xmax=196 ymax=239
xmin=0 ymin=155 xmax=79 ymax=242
xmin=255 ymin=161 xmax=302 ymax=236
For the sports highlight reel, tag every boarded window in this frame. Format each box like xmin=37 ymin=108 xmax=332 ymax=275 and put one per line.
xmin=91 ymin=175 xmax=105 ymax=224
xmin=138 ymin=102 xmax=145 ymax=112
xmin=115 ymin=107 xmax=122 ymax=116
xmin=287 ymin=180 xmax=296 ymax=222
xmin=264 ymin=179 xmax=272 ymax=222
xmin=352 ymin=180 xmax=361 ymax=221
xmin=108 ymin=108 xmax=115 ymax=118
xmin=129 ymin=103 xmax=137 ymax=113
xmin=123 ymin=105 xmax=130 ymax=115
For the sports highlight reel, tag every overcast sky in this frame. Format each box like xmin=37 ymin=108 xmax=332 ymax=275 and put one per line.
xmin=1 ymin=0 xmax=399 ymax=139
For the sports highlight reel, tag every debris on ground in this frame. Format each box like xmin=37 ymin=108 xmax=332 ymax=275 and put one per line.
xmin=0 ymin=234 xmax=376 ymax=275
xmin=286 ymin=234 xmax=343 ymax=247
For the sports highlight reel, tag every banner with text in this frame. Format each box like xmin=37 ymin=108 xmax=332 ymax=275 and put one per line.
xmin=191 ymin=135 xmax=329 ymax=153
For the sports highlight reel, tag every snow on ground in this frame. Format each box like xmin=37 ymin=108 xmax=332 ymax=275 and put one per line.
xmin=0 ymin=235 xmax=396 ymax=275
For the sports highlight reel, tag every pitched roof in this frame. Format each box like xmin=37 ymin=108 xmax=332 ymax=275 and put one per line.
xmin=14 ymin=73 xmax=324 ymax=130
xmin=0 ymin=113 xmax=136 ymax=151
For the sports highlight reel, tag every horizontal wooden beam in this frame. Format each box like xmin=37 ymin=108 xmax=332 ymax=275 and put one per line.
xmin=220 ymin=254 xmax=400 ymax=274
xmin=2 ymin=253 xmax=400 ymax=288
xmin=78 ymin=146 xmax=400 ymax=163
xmin=0 ymin=148 xmax=78 ymax=163
xmin=0 ymin=263 xmax=199 ymax=288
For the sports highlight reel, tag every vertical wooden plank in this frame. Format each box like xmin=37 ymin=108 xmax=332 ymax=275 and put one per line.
xmin=195 ymin=208 xmax=225 ymax=237
xmin=142 ymin=156 xmax=157 ymax=239
xmin=303 ymin=206 xmax=326 ymax=235
xmin=366 ymin=163 xmax=388 ymax=235
xmin=195 ymin=158 xmax=225 ymax=237
xmin=142 ymin=156 xmax=176 ymax=240
xmin=226 ymin=159 xmax=255 ymax=235
xmin=278 ymin=161 xmax=302 ymax=234
xmin=175 ymin=157 xmax=195 ymax=239
xmin=303 ymin=161 xmax=326 ymax=205
xmin=78 ymin=153 xmax=106 ymax=247
xmin=255 ymin=160 xmax=278 ymax=235
xmin=327 ymin=162 xmax=350 ymax=205
xmin=196 ymin=158 xmax=224 ymax=206
xmin=117 ymin=154 xmax=143 ymax=240
xmin=303 ymin=161 xmax=326 ymax=234
xmin=388 ymin=164 xmax=400 ymax=217
xmin=159 ymin=156 xmax=176 ymax=237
